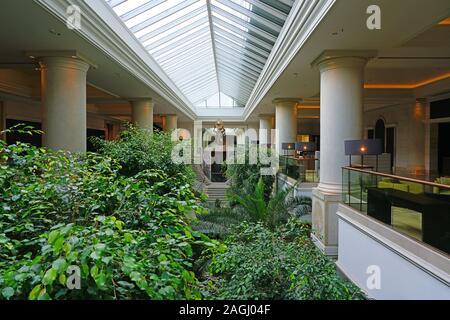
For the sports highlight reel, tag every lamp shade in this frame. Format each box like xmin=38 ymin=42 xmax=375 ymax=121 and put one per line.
xmin=281 ymin=143 xmax=295 ymax=150
xmin=344 ymin=139 xmax=382 ymax=156
xmin=295 ymin=142 xmax=316 ymax=151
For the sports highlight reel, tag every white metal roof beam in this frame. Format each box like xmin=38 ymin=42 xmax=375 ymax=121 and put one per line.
xmin=245 ymin=0 xmax=288 ymax=20
xmin=172 ymin=63 xmax=216 ymax=83
xmin=168 ymin=57 xmax=215 ymax=77
xmin=215 ymin=0 xmax=282 ymax=33
xmin=177 ymin=69 xmax=217 ymax=88
xmin=211 ymin=4 xmax=277 ymax=43
xmin=278 ymin=0 xmax=295 ymax=7
xmin=164 ymin=47 xmax=212 ymax=72
xmin=130 ymin=0 xmax=198 ymax=33
xmin=189 ymin=87 xmax=220 ymax=103
xmin=160 ymin=42 xmax=212 ymax=67
xmin=215 ymin=36 xmax=267 ymax=64
xmin=145 ymin=16 xmax=209 ymax=51
xmin=216 ymin=52 xmax=262 ymax=74
xmin=212 ymin=17 xmax=273 ymax=51
xmin=179 ymin=73 xmax=218 ymax=91
xmin=206 ymin=0 xmax=221 ymax=94
xmin=215 ymin=42 xmax=265 ymax=69
xmin=108 ymin=0 xmax=127 ymax=8
xmin=156 ymin=35 xmax=210 ymax=63
xmin=151 ymin=26 xmax=210 ymax=57
xmin=218 ymin=70 xmax=255 ymax=89
xmin=220 ymin=81 xmax=252 ymax=96
xmin=189 ymin=86 xmax=218 ymax=100
xmin=216 ymin=56 xmax=260 ymax=78
xmin=120 ymin=0 xmax=165 ymax=21
xmin=214 ymin=28 xmax=270 ymax=57
xmin=138 ymin=6 xmax=206 ymax=43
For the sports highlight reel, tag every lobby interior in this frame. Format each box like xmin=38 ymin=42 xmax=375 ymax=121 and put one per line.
xmin=0 ymin=0 xmax=449 ymax=299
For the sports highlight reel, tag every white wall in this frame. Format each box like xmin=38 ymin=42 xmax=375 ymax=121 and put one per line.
xmin=337 ymin=212 xmax=450 ymax=300
xmin=364 ymin=101 xmax=426 ymax=175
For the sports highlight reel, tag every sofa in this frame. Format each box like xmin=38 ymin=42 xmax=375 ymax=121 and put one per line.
xmin=377 ymin=178 xmax=424 ymax=194
xmin=433 ymin=177 xmax=450 ymax=195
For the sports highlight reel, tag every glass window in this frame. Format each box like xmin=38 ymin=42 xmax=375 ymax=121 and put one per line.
xmin=106 ymin=0 xmax=293 ymax=108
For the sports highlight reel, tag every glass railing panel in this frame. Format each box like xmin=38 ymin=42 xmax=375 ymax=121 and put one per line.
xmin=342 ymin=167 xmax=450 ymax=255
xmin=279 ymin=156 xmax=319 ymax=183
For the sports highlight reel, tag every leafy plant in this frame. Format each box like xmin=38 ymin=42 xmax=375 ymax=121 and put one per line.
xmin=223 ymin=146 xmax=275 ymax=203
xmin=1 ymin=216 xmax=208 ymax=300
xmin=206 ymin=221 xmax=364 ymax=300
xmin=227 ymin=177 xmax=311 ymax=230
xmin=0 ymin=132 xmax=215 ymax=300
xmin=192 ymin=177 xmax=311 ymax=238
xmin=92 ymin=124 xmax=195 ymax=182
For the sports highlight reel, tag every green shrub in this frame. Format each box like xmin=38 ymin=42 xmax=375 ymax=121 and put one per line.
xmin=223 ymin=146 xmax=275 ymax=202
xmin=92 ymin=124 xmax=195 ymax=182
xmin=206 ymin=221 xmax=364 ymax=300
xmin=0 ymin=139 xmax=215 ymax=300
xmin=1 ymin=216 xmax=206 ymax=300
xmin=193 ymin=177 xmax=312 ymax=237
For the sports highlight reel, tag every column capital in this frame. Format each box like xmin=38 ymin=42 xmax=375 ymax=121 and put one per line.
xmin=311 ymin=50 xmax=377 ymax=72
xmin=129 ymin=97 xmax=153 ymax=103
xmin=272 ymin=98 xmax=301 ymax=106
xmin=29 ymin=50 xmax=96 ymax=72
xmin=38 ymin=56 xmax=90 ymax=73
xmin=258 ymin=113 xmax=275 ymax=119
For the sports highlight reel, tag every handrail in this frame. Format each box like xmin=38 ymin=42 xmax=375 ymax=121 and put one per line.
xmin=343 ymin=166 xmax=450 ymax=190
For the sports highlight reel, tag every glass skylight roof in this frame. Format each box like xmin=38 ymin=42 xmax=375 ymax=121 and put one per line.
xmin=106 ymin=0 xmax=294 ymax=107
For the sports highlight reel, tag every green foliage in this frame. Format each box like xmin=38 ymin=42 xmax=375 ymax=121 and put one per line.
xmin=223 ymin=146 xmax=275 ymax=203
xmin=0 ymin=136 xmax=215 ymax=300
xmin=92 ymin=124 xmax=195 ymax=182
xmin=1 ymin=216 xmax=207 ymax=300
xmin=191 ymin=205 xmax=248 ymax=239
xmin=207 ymin=221 xmax=364 ymax=300
xmin=192 ymin=177 xmax=312 ymax=238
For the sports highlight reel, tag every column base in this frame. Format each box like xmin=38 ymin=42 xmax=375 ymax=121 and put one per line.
xmin=311 ymin=188 xmax=342 ymax=257
xmin=311 ymin=233 xmax=338 ymax=257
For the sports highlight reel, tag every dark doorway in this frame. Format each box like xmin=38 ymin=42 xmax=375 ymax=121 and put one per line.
xmin=375 ymin=119 xmax=385 ymax=152
xmin=368 ymin=129 xmax=374 ymax=139
xmin=438 ymin=122 xmax=450 ymax=176
xmin=6 ymin=119 xmax=42 ymax=147
xmin=386 ymin=127 xmax=395 ymax=171
xmin=87 ymin=128 xmax=105 ymax=152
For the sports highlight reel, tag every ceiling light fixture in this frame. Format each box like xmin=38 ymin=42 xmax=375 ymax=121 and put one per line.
xmin=49 ymin=29 xmax=62 ymax=36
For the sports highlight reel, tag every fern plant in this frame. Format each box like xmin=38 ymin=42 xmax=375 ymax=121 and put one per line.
xmin=192 ymin=177 xmax=312 ymax=237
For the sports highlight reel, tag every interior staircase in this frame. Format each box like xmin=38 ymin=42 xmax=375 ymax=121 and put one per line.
xmin=192 ymin=165 xmax=229 ymax=205
xmin=204 ymin=182 xmax=229 ymax=205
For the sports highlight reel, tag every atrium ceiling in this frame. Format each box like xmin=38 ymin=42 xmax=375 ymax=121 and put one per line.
xmin=106 ymin=0 xmax=294 ymax=108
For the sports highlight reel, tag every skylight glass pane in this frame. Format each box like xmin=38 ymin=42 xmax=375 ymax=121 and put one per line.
xmin=136 ymin=1 xmax=205 ymax=38
xmin=212 ymin=0 xmax=250 ymax=23
xmin=106 ymin=0 xmax=294 ymax=107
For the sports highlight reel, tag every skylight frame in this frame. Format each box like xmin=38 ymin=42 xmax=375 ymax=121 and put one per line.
xmin=106 ymin=0 xmax=294 ymax=108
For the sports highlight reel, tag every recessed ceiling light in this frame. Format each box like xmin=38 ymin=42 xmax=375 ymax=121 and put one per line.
xmin=332 ymin=28 xmax=344 ymax=36
xmin=29 ymin=55 xmax=35 ymax=59
xmin=49 ymin=29 xmax=62 ymax=36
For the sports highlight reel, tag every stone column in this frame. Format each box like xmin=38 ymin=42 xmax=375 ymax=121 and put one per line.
xmin=274 ymin=98 xmax=298 ymax=156
xmin=164 ymin=114 xmax=178 ymax=131
xmin=40 ymin=56 xmax=90 ymax=152
xmin=409 ymin=99 xmax=426 ymax=175
xmin=311 ymin=50 xmax=375 ymax=256
xmin=259 ymin=114 xmax=274 ymax=146
xmin=131 ymin=99 xmax=153 ymax=132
